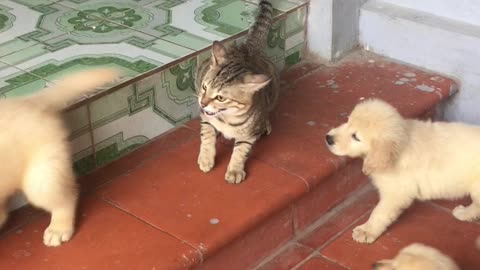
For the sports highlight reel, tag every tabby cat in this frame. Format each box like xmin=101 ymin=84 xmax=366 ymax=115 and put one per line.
xmin=195 ymin=0 xmax=279 ymax=184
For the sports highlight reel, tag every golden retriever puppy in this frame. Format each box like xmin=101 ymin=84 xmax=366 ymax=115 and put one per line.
xmin=373 ymin=243 xmax=460 ymax=270
xmin=326 ymin=98 xmax=480 ymax=243
xmin=0 ymin=69 xmax=119 ymax=246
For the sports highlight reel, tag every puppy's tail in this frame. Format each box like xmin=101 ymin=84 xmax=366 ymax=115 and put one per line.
xmin=23 ymin=68 xmax=120 ymax=111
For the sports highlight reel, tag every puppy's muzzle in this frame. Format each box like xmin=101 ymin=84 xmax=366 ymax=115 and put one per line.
xmin=325 ymin=134 xmax=335 ymax=146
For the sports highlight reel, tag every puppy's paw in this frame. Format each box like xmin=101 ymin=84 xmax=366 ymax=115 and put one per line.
xmin=198 ymin=153 xmax=215 ymax=173
xmin=352 ymin=224 xmax=379 ymax=244
xmin=452 ymin=205 xmax=477 ymax=222
xmin=43 ymin=226 xmax=74 ymax=247
xmin=225 ymin=169 xmax=246 ymax=184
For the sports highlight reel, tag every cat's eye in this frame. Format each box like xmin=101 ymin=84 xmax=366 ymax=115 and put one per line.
xmin=352 ymin=133 xmax=360 ymax=141
xmin=202 ymin=84 xmax=207 ymax=91
xmin=216 ymin=95 xmax=225 ymax=102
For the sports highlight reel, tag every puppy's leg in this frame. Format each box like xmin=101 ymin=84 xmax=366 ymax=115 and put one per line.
xmin=198 ymin=121 xmax=218 ymax=173
xmin=22 ymin=150 xmax=78 ymax=247
xmin=453 ymin=182 xmax=480 ymax=221
xmin=353 ymin=196 xmax=413 ymax=244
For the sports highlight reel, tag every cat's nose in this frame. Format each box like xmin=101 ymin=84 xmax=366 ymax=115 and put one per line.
xmin=200 ymin=97 xmax=209 ymax=108
xmin=325 ymin=134 xmax=335 ymax=146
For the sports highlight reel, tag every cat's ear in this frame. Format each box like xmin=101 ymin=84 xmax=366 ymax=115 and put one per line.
xmin=242 ymin=74 xmax=271 ymax=92
xmin=211 ymin=41 xmax=227 ymax=66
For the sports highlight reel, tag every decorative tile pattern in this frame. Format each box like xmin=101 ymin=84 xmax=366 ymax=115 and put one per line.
xmin=0 ymin=0 xmax=308 ymax=175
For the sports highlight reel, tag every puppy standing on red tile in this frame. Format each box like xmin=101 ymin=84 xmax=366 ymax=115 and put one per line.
xmin=0 ymin=69 xmax=119 ymax=246
xmin=325 ymin=98 xmax=480 ymax=244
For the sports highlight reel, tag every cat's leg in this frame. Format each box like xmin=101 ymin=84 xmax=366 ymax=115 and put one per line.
xmin=453 ymin=181 xmax=480 ymax=221
xmin=225 ymin=137 xmax=257 ymax=184
xmin=198 ymin=121 xmax=218 ymax=173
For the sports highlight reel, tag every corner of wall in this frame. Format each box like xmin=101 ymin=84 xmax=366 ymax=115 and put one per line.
xmin=307 ymin=0 xmax=367 ymax=62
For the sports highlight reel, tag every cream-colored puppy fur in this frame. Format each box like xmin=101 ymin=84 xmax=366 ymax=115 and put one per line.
xmin=0 ymin=69 xmax=119 ymax=247
xmin=373 ymin=243 xmax=460 ymax=270
xmin=326 ymin=98 xmax=480 ymax=244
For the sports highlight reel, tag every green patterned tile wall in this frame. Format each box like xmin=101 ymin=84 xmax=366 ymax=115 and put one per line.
xmin=0 ymin=0 xmax=307 ymax=175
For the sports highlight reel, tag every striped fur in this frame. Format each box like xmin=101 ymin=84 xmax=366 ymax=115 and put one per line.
xmin=246 ymin=0 xmax=274 ymax=51
xmin=195 ymin=0 xmax=279 ymax=184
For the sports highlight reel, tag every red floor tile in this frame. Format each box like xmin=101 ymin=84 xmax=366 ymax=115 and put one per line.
xmin=183 ymin=118 xmax=201 ymax=132
xmin=197 ymin=207 xmax=294 ymax=270
xmin=293 ymin=160 xmax=369 ymax=231
xmin=321 ymin=202 xmax=480 ymax=270
xmin=0 ymin=206 xmax=44 ymax=239
xmin=256 ymin=243 xmax=314 ymax=270
xmin=0 ymin=197 xmax=200 ymax=270
xmin=0 ymin=53 xmax=458 ymax=270
xmin=98 ymin=138 xmax=307 ymax=259
xmin=280 ymin=62 xmax=323 ymax=87
xmin=296 ymin=256 xmax=347 ymax=270
xmin=80 ymin=126 xmax=196 ymax=192
xmin=292 ymin=53 xmax=455 ymax=118
xmin=300 ymin=189 xmax=378 ymax=249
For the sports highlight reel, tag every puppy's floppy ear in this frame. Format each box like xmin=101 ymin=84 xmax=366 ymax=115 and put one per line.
xmin=363 ymin=136 xmax=402 ymax=175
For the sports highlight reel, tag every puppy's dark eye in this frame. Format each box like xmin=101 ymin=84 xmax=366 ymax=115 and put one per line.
xmin=352 ymin=133 xmax=360 ymax=141
xmin=216 ymin=95 xmax=225 ymax=102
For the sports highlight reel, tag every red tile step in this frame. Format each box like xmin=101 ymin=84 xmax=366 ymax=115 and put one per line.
xmin=0 ymin=51 xmax=457 ymax=270
xmin=255 ymin=186 xmax=480 ymax=270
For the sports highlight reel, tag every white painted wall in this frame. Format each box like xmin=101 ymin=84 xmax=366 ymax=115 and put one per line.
xmin=382 ymin=0 xmax=480 ymax=26
xmin=359 ymin=0 xmax=480 ymax=124
xmin=307 ymin=0 xmax=480 ymax=123
xmin=307 ymin=0 xmax=367 ymax=61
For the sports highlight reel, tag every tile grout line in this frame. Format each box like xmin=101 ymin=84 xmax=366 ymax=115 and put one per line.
xmin=251 ymin=156 xmax=311 ymax=191
xmin=293 ymin=184 xmax=373 ymax=242
xmin=251 ymin=241 xmax=315 ymax=270
xmin=251 ymin=184 xmax=373 ymax=270
xmin=291 ymin=252 xmax=351 ymax=270
xmin=427 ymin=201 xmax=480 ymax=225
xmin=289 ymin=207 xmax=370 ymax=270
xmin=316 ymin=253 xmax=351 ymax=270
xmin=54 ymin=2 xmax=309 ymax=111
xmin=98 ymin=197 xmax=205 ymax=264
xmin=316 ymin=210 xmax=372 ymax=253
xmin=290 ymin=250 xmax=319 ymax=270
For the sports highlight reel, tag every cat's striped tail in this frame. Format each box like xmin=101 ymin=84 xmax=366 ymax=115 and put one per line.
xmin=246 ymin=0 xmax=274 ymax=50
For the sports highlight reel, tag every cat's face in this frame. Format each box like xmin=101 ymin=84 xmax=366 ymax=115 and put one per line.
xmin=198 ymin=70 xmax=248 ymax=118
xmin=198 ymin=41 xmax=271 ymax=118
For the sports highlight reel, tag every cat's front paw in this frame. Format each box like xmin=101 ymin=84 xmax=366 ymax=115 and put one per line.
xmin=198 ymin=152 xmax=215 ymax=173
xmin=225 ymin=169 xmax=246 ymax=184
xmin=352 ymin=224 xmax=379 ymax=244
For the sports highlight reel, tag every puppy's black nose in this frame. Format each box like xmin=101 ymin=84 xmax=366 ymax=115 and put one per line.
xmin=371 ymin=262 xmax=381 ymax=270
xmin=325 ymin=134 xmax=335 ymax=146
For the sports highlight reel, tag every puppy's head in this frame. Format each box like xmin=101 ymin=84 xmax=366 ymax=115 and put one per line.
xmin=326 ymin=99 xmax=407 ymax=175
xmin=372 ymin=244 xmax=459 ymax=270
